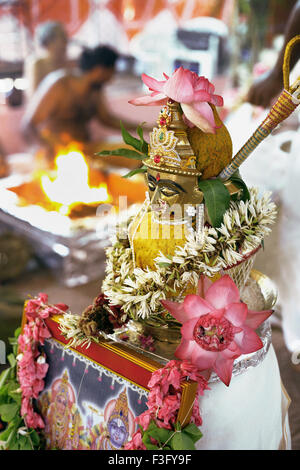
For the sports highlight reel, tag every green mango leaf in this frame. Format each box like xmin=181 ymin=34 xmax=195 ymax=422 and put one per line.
xmin=198 ymin=178 xmax=231 ymax=228
xmin=120 ymin=121 xmax=144 ymax=152
xmin=123 ymin=166 xmax=147 ymax=179
xmin=229 ymin=170 xmax=250 ymax=202
xmin=170 ymin=431 xmax=195 ymax=450
xmin=136 ymin=124 xmax=149 ymax=154
xmin=182 ymin=423 xmax=203 ymax=443
xmin=0 ymin=402 xmax=19 ymax=422
xmin=96 ymin=148 xmax=146 ymax=160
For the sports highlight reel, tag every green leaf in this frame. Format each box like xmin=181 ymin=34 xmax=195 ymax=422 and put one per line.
xmin=120 ymin=121 xmax=143 ymax=152
xmin=198 ymin=178 xmax=231 ymax=228
xmin=8 ymin=388 xmax=21 ymax=405
xmin=7 ymin=353 xmax=16 ymax=368
xmin=14 ymin=327 xmax=21 ymax=338
xmin=0 ymin=425 xmax=11 ymax=441
xmin=182 ymin=423 xmax=203 ymax=443
xmin=142 ymin=421 xmax=161 ymax=450
xmin=147 ymin=424 xmax=172 ymax=445
xmin=0 ymin=368 xmax=10 ymax=390
xmin=96 ymin=148 xmax=146 ymax=160
xmin=136 ymin=124 xmax=149 ymax=154
xmin=229 ymin=171 xmax=250 ymax=202
xmin=0 ymin=403 xmax=19 ymax=422
xmin=29 ymin=429 xmax=40 ymax=447
xmin=170 ymin=431 xmax=195 ymax=450
xmin=19 ymin=435 xmax=33 ymax=450
xmin=123 ymin=166 xmax=147 ymax=179
xmin=1 ymin=429 xmax=17 ymax=449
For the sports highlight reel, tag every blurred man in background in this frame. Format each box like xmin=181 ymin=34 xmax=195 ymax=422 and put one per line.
xmin=24 ymin=21 xmax=69 ymax=100
xmin=22 ymin=45 xmax=137 ymax=167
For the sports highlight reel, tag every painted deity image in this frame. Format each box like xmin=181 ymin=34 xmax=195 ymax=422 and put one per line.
xmin=40 ymin=369 xmax=85 ymax=450
xmin=86 ymin=388 xmax=135 ymax=450
xmin=37 ymin=343 xmax=142 ymax=450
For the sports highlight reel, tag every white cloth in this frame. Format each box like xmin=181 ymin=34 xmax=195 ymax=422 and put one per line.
xmin=196 ymin=345 xmax=291 ymax=450
xmin=277 ymin=130 xmax=300 ymax=354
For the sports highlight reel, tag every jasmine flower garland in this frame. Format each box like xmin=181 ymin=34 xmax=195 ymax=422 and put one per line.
xmin=102 ymin=188 xmax=276 ymax=320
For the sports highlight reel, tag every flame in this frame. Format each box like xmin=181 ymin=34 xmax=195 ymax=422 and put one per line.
xmin=40 ymin=147 xmax=112 ymax=215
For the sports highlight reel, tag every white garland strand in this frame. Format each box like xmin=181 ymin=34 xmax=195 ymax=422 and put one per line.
xmin=102 ymin=188 xmax=277 ymax=319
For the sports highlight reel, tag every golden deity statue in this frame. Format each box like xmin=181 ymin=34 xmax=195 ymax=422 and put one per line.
xmin=128 ymin=101 xmax=237 ymax=273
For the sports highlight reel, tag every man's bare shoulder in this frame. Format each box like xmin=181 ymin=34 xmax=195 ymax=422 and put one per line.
xmin=39 ymin=69 xmax=70 ymax=92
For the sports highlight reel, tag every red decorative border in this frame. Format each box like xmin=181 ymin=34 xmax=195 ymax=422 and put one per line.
xmin=45 ymin=317 xmax=159 ymax=391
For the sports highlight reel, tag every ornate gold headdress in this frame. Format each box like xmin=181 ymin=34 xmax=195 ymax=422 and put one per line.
xmin=108 ymin=389 xmax=129 ymax=432
xmin=57 ymin=370 xmax=69 ymax=397
xmin=52 ymin=369 xmax=75 ymax=407
xmin=144 ymin=101 xmax=201 ymax=176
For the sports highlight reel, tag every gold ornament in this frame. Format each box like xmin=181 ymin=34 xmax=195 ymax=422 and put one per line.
xmin=108 ymin=389 xmax=129 ymax=433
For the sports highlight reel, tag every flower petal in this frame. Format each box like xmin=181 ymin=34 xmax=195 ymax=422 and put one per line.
xmin=197 ymin=275 xmax=213 ymax=298
xmin=141 ymin=73 xmax=166 ymax=92
xmin=193 ymin=89 xmax=212 ymax=102
xmin=245 ymin=309 xmax=273 ymax=329
xmin=175 ymin=338 xmax=195 ymax=360
xmin=210 ymin=93 xmax=224 ymax=106
xmin=191 ymin=345 xmax=217 ymax=370
xmin=234 ymin=326 xmax=263 ymax=354
xmin=181 ymin=102 xmax=215 ymax=133
xmin=129 ymin=93 xmax=168 ymax=106
xmin=224 ymin=302 xmax=248 ymax=327
xmin=222 ymin=341 xmax=241 ymax=359
xmin=161 ymin=299 xmax=186 ymax=323
xmin=163 ymin=67 xmax=194 ymax=103
xmin=214 ymin=355 xmax=235 ymax=386
xmin=205 ymin=275 xmax=240 ymax=309
xmin=181 ymin=317 xmax=199 ymax=340
xmin=183 ymin=294 xmax=213 ymax=320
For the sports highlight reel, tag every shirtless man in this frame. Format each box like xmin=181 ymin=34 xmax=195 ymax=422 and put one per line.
xmin=22 ymin=45 xmax=137 ymax=167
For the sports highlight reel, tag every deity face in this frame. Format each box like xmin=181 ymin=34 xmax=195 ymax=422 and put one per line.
xmin=108 ymin=417 xmax=128 ymax=448
xmin=56 ymin=393 xmax=68 ymax=416
xmin=146 ymin=168 xmax=203 ymax=220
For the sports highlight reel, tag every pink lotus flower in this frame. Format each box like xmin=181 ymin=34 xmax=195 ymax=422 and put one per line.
xmin=161 ymin=275 xmax=273 ymax=386
xmin=129 ymin=67 xmax=223 ymax=133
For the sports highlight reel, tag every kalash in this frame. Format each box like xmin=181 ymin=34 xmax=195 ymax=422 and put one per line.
xmin=98 ymin=69 xmax=278 ymax=342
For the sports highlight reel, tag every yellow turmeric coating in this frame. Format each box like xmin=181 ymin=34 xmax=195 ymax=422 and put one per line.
xmin=130 ymin=211 xmax=221 ymax=297
xmin=130 ymin=211 xmax=186 ymax=271
xmin=187 ymin=105 xmax=233 ymax=179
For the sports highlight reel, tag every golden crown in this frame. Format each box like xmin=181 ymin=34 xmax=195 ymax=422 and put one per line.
xmin=108 ymin=389 xmax=129 ymax=431
xmin=144 ymin=101 xmax=201 ymax=176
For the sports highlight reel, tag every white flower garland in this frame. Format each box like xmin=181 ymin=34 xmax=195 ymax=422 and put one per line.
xmin=102 ymin=188 xmax=276 ymax=320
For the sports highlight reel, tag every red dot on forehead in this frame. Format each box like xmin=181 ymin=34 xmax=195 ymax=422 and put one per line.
xmin=156 ymin=173 xmax=160 ymax=181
